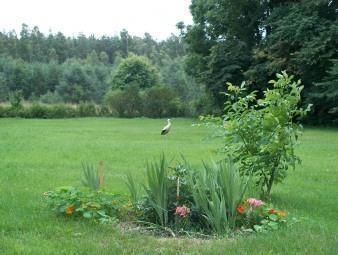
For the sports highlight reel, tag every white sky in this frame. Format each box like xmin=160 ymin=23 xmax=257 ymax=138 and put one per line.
xmin=0 ymin=0 xmax=193 ymax=40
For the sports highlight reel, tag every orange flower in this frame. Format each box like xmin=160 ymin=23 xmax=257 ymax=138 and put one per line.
xmin=277 ymin=211 xmax=287 ymax=218
xmin=268 ymin=208 xmax=277 ymax=215
xmin=236 ymin=206 xmax=245 ymax=214
xmin=65 ymin=206 xmax=75 ymax=215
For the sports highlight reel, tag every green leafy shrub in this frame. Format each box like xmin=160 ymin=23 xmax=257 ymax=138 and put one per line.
xmin=192 ymin=93 xmax=220 ymax=116
xmin=26 ymin=103 xmax=49 ymax=118
xmin=39 ymin=91 xmax=63 ymax=104
xmin=111 ymin=54 xmax=160 ymax=90
xmin=103 ymin=90 xmax=124 ymax=116
xmin=143 ymin=86 xmax=184 ymax=118
xmin=44 ymin=186 xmax=125 ymax=224
xmin=78 ymin=101 xmax=97 ymax=117
xmin=9 ymin=90 xmax=23 ymax=110
xmin=201 ymin=72 xmax=311 ymax=196
xmin=0 ymin=105 xmax=10 ymax=117
xmin=104 ymin=86 xmax=142 ymax=117
xmin=46 ymin=104 xmax=78 ymax=118
xmin=98 ymin=105 xmax=112 ymax=117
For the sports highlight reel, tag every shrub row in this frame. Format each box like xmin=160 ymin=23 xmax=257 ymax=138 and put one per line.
xmin=0 ymin=85 xmax=215 ymax=118
xmin=0 ymin=101 xmax=189 ymax=119
xmin=0 ymin=102 xmax=109 ymax=119
xmin=103 ymin=85 xmax=217 ymax=118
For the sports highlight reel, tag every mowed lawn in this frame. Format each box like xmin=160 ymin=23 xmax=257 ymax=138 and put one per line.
xmin=0 ymin=118 xmax=337 ymax=255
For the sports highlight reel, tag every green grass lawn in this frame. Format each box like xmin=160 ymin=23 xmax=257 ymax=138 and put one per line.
xmin=0 ymin=118 xmax=337 ymax=255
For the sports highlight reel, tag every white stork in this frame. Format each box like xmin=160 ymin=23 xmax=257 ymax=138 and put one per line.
xmin=161 ymin=119 xmax=171 ymax=135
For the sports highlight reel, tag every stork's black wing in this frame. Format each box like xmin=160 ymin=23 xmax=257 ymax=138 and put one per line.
xmin=161 ymin=129 xmax=169 ymax=135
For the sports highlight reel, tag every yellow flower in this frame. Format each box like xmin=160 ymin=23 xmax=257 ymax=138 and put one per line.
xmin=65 ymin=206 xmax=75 ymax=215
xmin=277 ymin=211 xmax=287 ymax=218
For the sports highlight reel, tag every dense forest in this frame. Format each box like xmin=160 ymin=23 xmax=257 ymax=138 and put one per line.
xmin=0 ymin=0 xmax=337 ymax=123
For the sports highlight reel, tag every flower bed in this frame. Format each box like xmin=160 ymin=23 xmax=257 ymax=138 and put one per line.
xmin=43 ymin=157 xmax=295 ymax=237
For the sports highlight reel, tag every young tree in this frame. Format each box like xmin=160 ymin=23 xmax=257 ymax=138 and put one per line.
xmin=202 ymin=72 xmax=311 ymax=197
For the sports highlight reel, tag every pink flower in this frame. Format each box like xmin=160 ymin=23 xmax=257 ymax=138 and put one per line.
xmin=175 ymin=205 xmax=191 ymax=218
xmin=247 ymin=198 xmax=264 ymax=207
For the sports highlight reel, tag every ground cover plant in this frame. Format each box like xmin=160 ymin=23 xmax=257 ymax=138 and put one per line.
xmin=0 ymin=118 xmax=337 ymax=254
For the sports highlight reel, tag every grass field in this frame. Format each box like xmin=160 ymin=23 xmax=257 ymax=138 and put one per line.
xmin=0 ymin=118 xmax=337 ymax=255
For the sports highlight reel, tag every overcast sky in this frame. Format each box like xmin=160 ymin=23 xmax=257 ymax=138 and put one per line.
xmin=0 ymin=0 xmax=193 ymax=40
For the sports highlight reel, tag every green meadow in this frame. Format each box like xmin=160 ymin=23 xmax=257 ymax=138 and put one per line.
xmin=0 ymin=118 xmax=337 ymax=255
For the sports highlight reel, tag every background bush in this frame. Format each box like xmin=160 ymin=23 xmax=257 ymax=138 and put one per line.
xmin=143 ymin=85 xmax=184 ymax=118
xmin=46 ymin=104 xmax=78 ymax=118
xmin=103 ymin=85 xmax=142 ymax=118
xmin=78 ymin=101 xmax=97 ymax=117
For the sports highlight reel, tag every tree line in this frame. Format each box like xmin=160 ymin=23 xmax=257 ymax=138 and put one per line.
xmin=0 ymin=24 xmax=209 ymax=117
xmin=0 ymin=0 xmax=337 ymax=123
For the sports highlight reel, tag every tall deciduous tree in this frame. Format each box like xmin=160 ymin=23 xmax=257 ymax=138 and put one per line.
xmin=184 ymin=0 xmax=338 ymax=124
xmin=311 ymin=59 xmax=338 ymax=124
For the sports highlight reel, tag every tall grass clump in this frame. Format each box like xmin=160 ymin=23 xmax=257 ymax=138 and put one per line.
xmin=125 ymin=172 xmax=141 ymax=208
xmin=144 ymin=154 xmax=170 ymax=226
xmin=81 ymin=161 xmax=104 ymax=191
xmin=188 ymin=159 xmax=248 ymax=234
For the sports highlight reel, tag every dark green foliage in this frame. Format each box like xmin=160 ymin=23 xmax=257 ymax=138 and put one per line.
xmin=98 ymin=105 xmax=112 ymax=117
xmin=311 ymin=59 xmax=338 ymax=124
xmin=9 ymin=90 xmax=23 ymax=110
xmin=78 ymin=101 xmax=97 ymax=117
xmin=143 ymin=86 xmax=183 ymax=118
xmin=184 ymin=0 xmax=338 ymax=124
xmin=206 ymin=39 xmax=251 ymax=105
xmin=2 ymin=58 xmax=30 ymax=98
xmin=46 ymin=104 xmax=78 ymax=118
xmin=192 ymin=93 xmax=220 ymax=116
xmin=103 ymin=85 xmax=142 ymax=118
xmin=0 ymin=72 xmax=9 ymax=102
xmin=39 ymin=91 xmax=63 ymax=104
xmin=103 ymin=90 xmax=125 ymax=116
xmin=56 ymin=59 xmax=110 ymax=103
xmin=0 ymin=103 xmax=102 ymax=119
xmin=183 ymin=0 xmax=267 ymax=107
xmin=0 ymin=105 xmax=9 ymax=117
xmin=160 ymin=57 xmax=189 ymax=99
xmin=26 ymin=103 xmax=49 ymax=118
